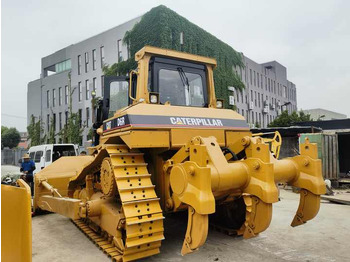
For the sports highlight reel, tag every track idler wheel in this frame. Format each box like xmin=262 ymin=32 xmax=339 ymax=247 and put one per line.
xmin=100 ymin=157 xmax=116 ymax=197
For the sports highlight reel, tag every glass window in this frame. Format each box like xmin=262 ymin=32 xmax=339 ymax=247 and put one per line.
xmin=158 ymin=69 xmax=205 ymax=107
xmin=78 ymin=109 xmax=82 ymax=128
xmin=78 ymin=82 xmax=82 ymax=101
xmin=59 ymin=112 xmax=62 ymax=130
xmin=92 ymin=49 xmax=96 ymax=70
xmin=47 ymin=90 xmax=50 ymax=108
xmin=93 ymin=77 xmax=97 ymax=92
xmin=65 ymin=85 xmax=69 ymax=104
xmin=86 ymin=107 xmax=90 ymax=127
xmin=86 ymin=79 xmax=90 ymax=100
xmin=52 ymin=89 xmax=56 ymax=107
xmin=85 ymin=52 xmax=89 ymax=73
xmin=29 ymin=152 xmax=35 ymax=160
xmin=109 ymin=81 xmax=129 ymax=118
xmin=34 ymin=151 xmax=43 ymax=163
xmin=101 ymin=75 xmax=104 ymax=96
xmin=53 ymin=113 xmax=56 ymax=131
xmin=53 ymin=145 xmax=76 ymax=159
xmin=45 ymin=150 xmax=51 ymax=162
xmin=65 ymin=111 xmax=68 ymax=125
xmin=78 ymin=55 xmax=82 ymax=75
xmin=100 ymin=46 xmax=105 ymax=67
xmin=59 ymin=87 xmax=62 ymax=106
xmin=47 ymin=114 xmax=50 ymax=132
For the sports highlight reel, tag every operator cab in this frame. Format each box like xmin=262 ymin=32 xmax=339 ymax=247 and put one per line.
xmin=101 ymin=56 xmax=208 ymax=120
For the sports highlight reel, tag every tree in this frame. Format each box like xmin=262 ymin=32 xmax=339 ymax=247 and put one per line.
xmin=102 ymin=5 xmax=245 ymax=108
xmin=58 ymin=72 xmax=85 ymax=145
xmin=27 ymin=115 xmax=45 ymax=146
xmin=268 ymin=110 xmax=312 ymax=127
xmin=1 ymin=126 xmax=21 ymax=149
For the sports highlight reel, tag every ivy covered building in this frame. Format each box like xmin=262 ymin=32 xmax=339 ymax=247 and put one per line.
xmin=27 ymin=5 xmax=297 ymax=145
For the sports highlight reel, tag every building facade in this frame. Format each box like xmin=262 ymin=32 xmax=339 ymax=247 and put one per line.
xmin=303 ymin=108 xmax=347 ymax=121
xmin=233 ymin=57 xmax=297 ymax=128
xmin=27 ymin=15 xmax=297 ymax=145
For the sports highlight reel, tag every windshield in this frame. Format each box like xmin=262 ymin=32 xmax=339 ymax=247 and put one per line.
xmin=109 ymin=81 xmax=129 ymax=118
xmin=158 ymin=69 xmax=205 ymax=107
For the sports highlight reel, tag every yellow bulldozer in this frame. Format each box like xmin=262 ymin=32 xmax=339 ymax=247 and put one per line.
xmin=28 ymin=46 xmax=325 ymax=261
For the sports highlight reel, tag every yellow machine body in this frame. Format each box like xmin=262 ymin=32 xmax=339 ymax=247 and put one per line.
xmin=33 ymin=46 xmax=326 ymax=261
xmin=1 ymin=180 xmax=32 ymax=262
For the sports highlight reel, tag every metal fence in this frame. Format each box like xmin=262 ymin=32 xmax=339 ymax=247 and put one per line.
xmin=1 ymin=148 xmax=28 ymax=166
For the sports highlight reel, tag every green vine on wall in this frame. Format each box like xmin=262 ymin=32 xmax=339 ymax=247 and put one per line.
xmin=103 ymin=5 xmax=245 ymax=108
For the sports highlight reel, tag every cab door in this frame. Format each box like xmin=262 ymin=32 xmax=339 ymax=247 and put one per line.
xmin=102 ymin=76 xmax=131 ymax=121
xmin=44 ymin=145 xmax=53 ymax=168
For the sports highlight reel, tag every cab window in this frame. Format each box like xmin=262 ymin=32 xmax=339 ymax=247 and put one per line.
xmin=34 ymin=151 xmax=43 ymax=163
xmin=159 ymin=69 xmax=205 ymax=107
xmin=45 ymin=150 xmax=51 ymax=162
xmin=29 ymin=152 xmax=35 ymax=160
xmin=109 ymin=81 xmax=129 ymax=118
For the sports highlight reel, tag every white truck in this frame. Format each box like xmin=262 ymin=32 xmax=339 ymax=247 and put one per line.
xmin=27 ymin=144 xmax=78 ymax=174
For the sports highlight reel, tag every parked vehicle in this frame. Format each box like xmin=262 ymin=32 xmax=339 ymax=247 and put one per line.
xmin=27 ymin=144 xmax=78 ymax=174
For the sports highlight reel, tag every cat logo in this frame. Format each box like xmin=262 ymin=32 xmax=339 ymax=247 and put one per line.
xmin=169 ymin=117 xmax=223 ymax=127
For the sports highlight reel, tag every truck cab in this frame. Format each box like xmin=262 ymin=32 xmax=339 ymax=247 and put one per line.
xmin=28 ymin=144 xmax=78 ymax=174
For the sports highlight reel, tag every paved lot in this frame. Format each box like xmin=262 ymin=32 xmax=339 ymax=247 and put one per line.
xmin=32 ymin=190 xmax=350 ymax=262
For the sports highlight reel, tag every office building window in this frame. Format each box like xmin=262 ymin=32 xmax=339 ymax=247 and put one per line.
xmin=47 ymin=114 xmax=50 ymax=132
xmin=85 ymin=52 xmax=89 ymax=73
xmin=58 ymin=87 xmax=62 ymax=106
xmin=236 ymin=91 xmax=239 ymax=103
xmin=242 ymin=110 xmax=244 ymax=117
xmin=258 ymin=92 xmax=261 ymax=107
xmin=257 ymin=73 xmax=259 ymax=87
xmin=93 ymin=77 xmax=97 ymax=92
xmin=52 ymin=89 xmax=56 ymax=107
xmin=254 ymin=91 xmax=257 ymax=106
xmin=47 ymin=90 xmax=50 ymax=108
xmin=86 ymin=80 xmax=90 ymax=100
xmin=92 ymin=49 xmax=96 ymax=70
xmin=254 ymin=71 xmax=256 ymax=86
xmin=78 ymin=109 xmax=82 ymax=128
xmin=265 ymin=76 xmax=267 ymax=90
xmin=101 ymin=75 xmax=104 ymax=96
xmin=249 ymin=69 xmax=252 ymax=85
xmin=65 ymin=111 xmax=68 ymax=125
xmin=78 ymin=55 xmax=82 ymax=75
xmin=261 ymin=75 xmax=263 ymax=88
xmin=65 ymin=85 xmax=69 ymax=104
xmin=86 ymin=107 xmax=90 ymax=127
xmin=100 ymin=46 xmax=105 ymax=67
xmin=117 ymin=39 xmax=122 ymax=62
xmin=59 ymin=112 xmax=62 ymax=130
xmin=78 ymin=82 xmax=82 ymax=102
xmin=52 ymin=113 xmax=56 ymax=132
xmin=250 ymin=90 xmax=253 ymax=101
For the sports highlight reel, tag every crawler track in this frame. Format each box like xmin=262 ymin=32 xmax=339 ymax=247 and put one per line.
xmin=73 ymin=144 xmax=165 ymax=261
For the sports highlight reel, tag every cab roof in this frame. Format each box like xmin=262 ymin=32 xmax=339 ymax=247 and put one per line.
xmin=135 ymin=46 xmax=217 ymax=68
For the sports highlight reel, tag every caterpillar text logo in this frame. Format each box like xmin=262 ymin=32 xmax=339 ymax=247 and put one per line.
xmin=170 ymin=117 xmax=223 ymax=127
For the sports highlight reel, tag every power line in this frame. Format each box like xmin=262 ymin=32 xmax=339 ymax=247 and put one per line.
xmin=1 ymin=113 xmax=27 ymax=119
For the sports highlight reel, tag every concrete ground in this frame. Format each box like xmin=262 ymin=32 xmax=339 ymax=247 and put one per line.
xmin=32 ymin=190 xmax=350 ymax=262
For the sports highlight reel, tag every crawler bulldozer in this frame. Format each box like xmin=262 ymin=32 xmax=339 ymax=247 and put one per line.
xmin=33 ymin=46 xmax=326 ymax=261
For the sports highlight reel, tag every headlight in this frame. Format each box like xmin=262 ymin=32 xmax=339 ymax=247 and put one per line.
xmin=149 ymin=93 xmax=159 ymax=104
xmin=216 ymin=99 xmax=224 ymax=108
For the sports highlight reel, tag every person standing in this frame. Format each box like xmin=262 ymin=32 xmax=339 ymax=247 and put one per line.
xmin=20 ymin=154 xmax=36 ymax=196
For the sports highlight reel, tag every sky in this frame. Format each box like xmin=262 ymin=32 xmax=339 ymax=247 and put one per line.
xmin=1 ymin=0 xmax=350 ymax=131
